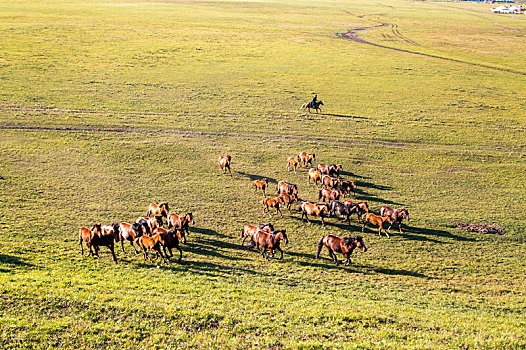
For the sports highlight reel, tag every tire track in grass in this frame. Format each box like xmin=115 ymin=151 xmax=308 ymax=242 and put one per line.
xmin=338 ymin=12 xmax=526 ymax=76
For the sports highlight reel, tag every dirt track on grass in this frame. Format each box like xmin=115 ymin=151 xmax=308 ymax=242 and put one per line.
xmin=338 ymin=13 xmax=526 ymax=76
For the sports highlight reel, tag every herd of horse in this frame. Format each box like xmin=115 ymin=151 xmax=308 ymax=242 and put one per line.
xmin=77 ymin=151 xmax=409 ymax=266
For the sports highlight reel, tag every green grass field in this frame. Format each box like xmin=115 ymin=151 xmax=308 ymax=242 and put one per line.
xmin=1 ymin=0 xmax=525 ymax=348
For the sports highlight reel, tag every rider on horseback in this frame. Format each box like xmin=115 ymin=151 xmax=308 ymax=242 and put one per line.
xmin=310 ymin=94 xmax=318 ymax=107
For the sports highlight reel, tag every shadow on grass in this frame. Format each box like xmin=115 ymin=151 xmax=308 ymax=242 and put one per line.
xmin=356 ymin=180 xmax=392 ymax=191
xmin=340 ymin=170 xmax=371 ymax=179
xmin=354 ymin=191 xmax=404 ymax=207
xmin=321 ymin=113 xmax=369 ymax=119
xmin=360 ymin=224 xmax=476 ymax=243
xmin=0 ymin=254 xmax=39 ymax=272
xmin=236 ymin=171 xmax=278 ymax=184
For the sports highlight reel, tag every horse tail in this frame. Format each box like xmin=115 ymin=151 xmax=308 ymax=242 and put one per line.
xmin=318 ymin=189 xmax=322 ymax=201
xmin=316 ymin=236 xmax=325 ymax=259
xmin=240 ymin=228 xmax=245 ymax=238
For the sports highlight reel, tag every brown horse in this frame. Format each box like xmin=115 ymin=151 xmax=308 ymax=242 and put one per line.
xmin=167 ymin=212 xmax=195 ymax=238
xmin=147 ymin=202 xmax=170 ymax=219
xmin=78 ymin=224 xmax=101 ymax=257
xmin=340 ymin=180 xmax=357 ymax=197
xmin=321 ymin=175 xmax=341 ymax=189
xmin=276 ymin=181 xmax=298 ymax=196
xmin=300 ymin=202 xmax=328 ymax=228
xmin=262 ymin=197 xmax=283 ymax=218
xmin=92 ymin=223 xmax=120 ymax=263
xmin=287 ymin=156 xmax=299 ymax=174
xmin=328 ymin=164 xmax=343 ymax=177
xmin=298 ymin=152 xmax=316 ymax=167
xmin=136 ymin=216 xmax=162 ymax=233
xmin=343 ymin=200 xmax=369 ymax=213
xmin=241 ymin=222 xmax=274 ymax=247
xmin=361 ymin=213 xmax=393 ymax=238
xmin=253 ymin=229 xmax=288 ymax=260
xmin=118 ymin=222 xmax=144 ymax=254
xmin=135 ymin=233 xmax=168 ymax=263
xmin=318 ymin=188 xmax=343 ymax=202
xmin=154 ymin=228 xmax=183 ymax=262
xmin=380 ymin=206 xmax=410 ymax=233
xmin=253 ymin=178 xmax=268 ymax=197
xmin=279 ymin=192 xmax=298 ymax=212
xmin=317 ymin=163 xmax=330 ymax=176
xmin=308 ymin=168 xmax=322 ymax=186
xmin=316 ymin=234 xmax=367 ymax=266
xmin=154 ymin=226 xmax=186 ymax=245
xmin=218 ymin=155 xmax=232 ymax=176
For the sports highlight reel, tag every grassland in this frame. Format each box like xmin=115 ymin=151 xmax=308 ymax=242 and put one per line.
xmin=0 ymin=0 xmax=525 ymax=348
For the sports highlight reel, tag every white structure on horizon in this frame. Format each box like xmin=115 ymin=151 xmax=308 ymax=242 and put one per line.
xmin=491 ymin=5 xmax=523 ymax=13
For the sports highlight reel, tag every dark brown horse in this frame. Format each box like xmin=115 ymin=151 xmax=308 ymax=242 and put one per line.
xmin=316 ymin=234 xmax=367 ymax=266
xmin=155 ymin=228 xmax=183 ymax=262
xmin=380 ymin=206 xmax=410 ymax=233
xmin=300 ymin=202 xmax=328 ymax=228
xmin=340 ymin=180 xmax=356 ymax=197
xmin=92 ymin=223 xmax=120 ymax=263
xmin=154 ymin=226 xmax=186 ymax=245
xmin=218 ymin=155 xmax=232 ymax=176
xmin=328 ymin=164 xmax=343 ymax=177
xmin=136 ymin=216 xmax=162 ymax=234
xmin=253 ymin=229 xmax=288 ymax=260
xmin=253 ymin=178 xmax=268 ymax=197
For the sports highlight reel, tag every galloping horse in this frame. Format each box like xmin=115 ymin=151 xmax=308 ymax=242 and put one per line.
xmin=321 ymin=175 xmax=341 ymax=189
xmin=167 ymin=212 xmax=195 ymax=238
xmin=316 ymin=234 xmax=367 ymax=266
xmin=308 ymin=168 xmax=322 ymax=186
xmin=287 ymin=156 xmax=299 ymax=174
xmin=241 ymin=222 xmax=274 ymax=247
xmin=118 ymin=222 xmax=144 ymax=254
xmin=300 ymin=202 xmax=328 ymax=228
xmin=328 ymin=164 xmax=343 ymax=177
xmin=218 ymin=155 xmax=232 ymax=176
xmin=301 ymin=100 xmax=324 ymax=113
xmin=327 ymin=200 xmax=365 ymax=225
xmin=78 ymin=224 xmax=101 ymax=257
xmin=279 ymin=192 xmax=298 ymax=212
xmin=136 ymin=216 xmax=162 ymax=233
xmin=343 ymin=200 xmax=369 ymax=214
xmin=361 ymin=213 xmax=393 ymax=238
xmin=317 ymin=164 xmax=330 ymax=176
xmin=92 ymin=223 xmax=120 ymax=263
xmin=253 ymin=178 xmax=268 ymax=197
xmin=262 ymin=197 xmax=283 ymax=218
xmin=134 ymin=233 xmax=168 ymax=263
xmin=147 ymin=202 xmax=170 ymax=219
xmin=340 ymin=180 xmax=357 ymax=197
xmin=319 ymin=188 xmax=343 ymax=202
xmin=154 ymin=226 xmax=186 ymax=245
xmin=155 ymin=228 xmax=183 ymax=261
xmin=253 ymin=229 xmax=288 ymax=260
xmin=298 ymin=152 xmax=316 ymax=167
xmin=380 ymin=206 xmax=410 ymax=233
xmin=276 ymin=181 xmax=298 ymax=196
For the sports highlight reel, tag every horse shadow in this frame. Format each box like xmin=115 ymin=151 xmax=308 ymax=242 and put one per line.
xmin=356 ymin=180 xmax=392 ymax=191
xmin=321 ymin=113 xmax=369 ymax=119
xmin=236 ymin=171 xmax=278 ymax=185
xmin=0 ymin=254 xmax=39 ymax=272
xmin=190 ymin=226 xmax=229 ymax=239
xmin=137 ymin=259 xmax=261 ymax=277
xmin=403 ymin=225 xmax=476 ymax=242
xmin=340 ymin=170 xmax=370 ymax=179
xmin=354 ymin=192 xmax=404 ymax=207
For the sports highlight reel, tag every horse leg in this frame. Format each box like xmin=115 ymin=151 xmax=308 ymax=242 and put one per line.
xmin=121 ymin=238 xmax=126 ymax=254
xmin=177 ymin=245 xmax=182 ymax=262
xmin=320 ymin=216 xmax=326 ymax=229
xmin=261 ymin=247 xmax=267 ymax=260
xmin=108 ymin=244 xmax=117 ymax=263
xmin=328 ymin=249 xmax=338 ymax=266
xmin=277 ymin=207 xmax=283 ymax=218
xmin=131 ymin=241 xmax=140 ymax=254
xmin=80 ymin=240 xmax=84 ymax=256
xmin=277 ymin=247 xmax=283 ymax=260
